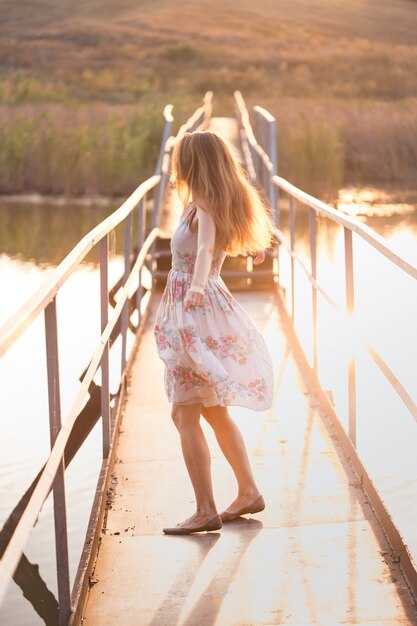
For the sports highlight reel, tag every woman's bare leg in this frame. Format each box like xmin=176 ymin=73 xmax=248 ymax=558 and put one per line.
xmin=201 ymin=405 xmax=261 ymax=513
xmin=171 ymin=403 xmax=218 ymax=527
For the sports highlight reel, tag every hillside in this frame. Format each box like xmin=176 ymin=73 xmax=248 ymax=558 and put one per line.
xmin=1 ymin=0 xmax=416 ymax=197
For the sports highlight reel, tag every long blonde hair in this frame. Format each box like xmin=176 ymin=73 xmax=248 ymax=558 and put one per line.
xmin=172 ymin=130 xmax=274 ymax=256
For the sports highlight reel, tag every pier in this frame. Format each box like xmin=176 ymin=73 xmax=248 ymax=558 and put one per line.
xmin=1 ymin=92 xmax=416 ymax=625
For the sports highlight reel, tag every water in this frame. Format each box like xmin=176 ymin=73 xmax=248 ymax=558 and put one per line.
xmin=279 ymin=185 xmax=417 ymax=586
xmin=0 ymin=188 xmax=416 ymax=624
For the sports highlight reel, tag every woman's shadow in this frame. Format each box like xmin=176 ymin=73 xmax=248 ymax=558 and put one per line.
xmin=148 ymin=518 xmax=263 ymax=626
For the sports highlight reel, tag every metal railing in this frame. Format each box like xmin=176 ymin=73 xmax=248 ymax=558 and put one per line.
xmin=0 ymin=94 xmax=213 ymax=624
xmin=235 ymin=91 xmax=278 ymax=227
xmin=152 ymin=91 xmax=213 ymax=231
xmin=234 ymin=91 xmax=417 ymax=441
xmin=235 ymin=91 xmax=417 ymax=593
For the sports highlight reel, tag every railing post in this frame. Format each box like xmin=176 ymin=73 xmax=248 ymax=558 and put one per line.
xmin=253 ymin=111 xmax=263 ymax=184
xmin=100 ymin=235 xmax=111 ymax=457
xmin=260 ymin=117 xmax=267 ymax=192
xmin=152 ymin=148 xmax=171 ymax=231
xmin=154 ymin=104 xmax=173 ymax=176
xmin=344 ymin=227 xmax=357 ymax=446
xmin=309 ymin=208 xmax=318 ymax=373
xmin=289 ymin=195 xmax=296 ymax=321
xmin=136 ymin=197 xmax=146 ymax=326
xmin=44 ymin=298 xmax=71 ymax=626
xmin=121 ymin=214 xmax=132 ymax=373
xmin=203 ymin=91 xmax=213 ymax=127
xmin=267 ymin=117 xmax=279 ymax=228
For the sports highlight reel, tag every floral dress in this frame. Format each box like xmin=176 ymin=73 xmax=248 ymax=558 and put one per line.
xmin=153 ymin=202 xmax=274 ymax=410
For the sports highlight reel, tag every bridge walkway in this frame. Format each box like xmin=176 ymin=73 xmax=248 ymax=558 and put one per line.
xmin=81 ymin=117 xmax=416 ymax=625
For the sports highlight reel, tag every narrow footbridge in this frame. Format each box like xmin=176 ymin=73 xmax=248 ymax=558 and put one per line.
xmin=1 ymin=92 xmax=417 ymax=625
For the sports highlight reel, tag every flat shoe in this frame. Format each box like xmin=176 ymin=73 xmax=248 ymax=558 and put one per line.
xmin=220 ymin=495 xmax=265 ymax=523
xmin=163 ymin=514 xmax=222 ymax=535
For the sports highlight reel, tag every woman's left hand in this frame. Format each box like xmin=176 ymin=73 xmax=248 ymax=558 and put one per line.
xmin=184 ymin=289 xmax=205 ymax=311
xmin=253 ymin=250 xmax=265 ymax=265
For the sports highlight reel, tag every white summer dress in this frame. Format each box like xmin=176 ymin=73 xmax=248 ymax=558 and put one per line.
xmin=154 ymin=202 xmax=274 ymax=409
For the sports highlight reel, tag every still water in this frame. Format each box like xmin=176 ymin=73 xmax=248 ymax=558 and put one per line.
xmin=0 ymin=187 xmax=416 ymax=624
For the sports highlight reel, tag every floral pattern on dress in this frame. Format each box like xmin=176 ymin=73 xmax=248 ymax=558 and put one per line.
xmin=154 ymin=202 xmax=273 ymax=410
xmin=204 ymin=334 xmax=249 ymax=364
xmin=178 ymin=326 xmax=198 ymax=352
xmin=155 ymin=323 xmax=198 ymax=354
xmin=210 ymin=375 xmax=269 ymax=406
xmin=166 ymin=364 xmax=207 ymax=392
xmin=154 ymin=324 xmax=170 ymax=352
xmin=172 ymin=251 xmax=223 ymax=276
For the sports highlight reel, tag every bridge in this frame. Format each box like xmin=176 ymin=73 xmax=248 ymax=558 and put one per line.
xmin=1 ymin=92 xmax=417 ymax=625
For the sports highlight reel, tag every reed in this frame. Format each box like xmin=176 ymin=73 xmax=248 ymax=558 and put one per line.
xmin=247 ymin=97 xmax=417 ymax=201
xmin=0 ymin=0 xmax=416 ymax=197
xmin=278 ymin=120 xmax=344 ymax=201
xmin=0 ymin=104 xmax=171 ymax=197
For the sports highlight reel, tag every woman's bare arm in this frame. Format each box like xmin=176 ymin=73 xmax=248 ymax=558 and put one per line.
xmin=184 ymin=206 xmax=216 ymax=311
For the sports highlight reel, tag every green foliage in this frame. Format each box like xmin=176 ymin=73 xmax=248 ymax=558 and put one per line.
xmin=161 ymin=43 xmax=203 ymax=63
xmin=280 ymin=121 xmax=344 ymax=201
xmin=0 ymin=105 xmax=165 ymax=196
xmin=1 ymin=0 xmax=417 ymax=196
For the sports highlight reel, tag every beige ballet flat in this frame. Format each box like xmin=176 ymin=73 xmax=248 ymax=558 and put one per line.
xmin=220 ymin=495 xmax=265 ymax=522
xmin=163 ymin=514 xmax=222 ymax=535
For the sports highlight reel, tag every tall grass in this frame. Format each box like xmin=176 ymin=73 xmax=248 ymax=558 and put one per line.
xmin=1 ymin=0 xmax=417 ymax=197
xmin=0 ymin=98 xmax=416 ymax=198
xmin=0 ymin=105 xmax=166 ymax=196
xmin=259 ymin=98 xmax=417 ymax=201
xmin=279 ymin=121 xmax=344 ymax=201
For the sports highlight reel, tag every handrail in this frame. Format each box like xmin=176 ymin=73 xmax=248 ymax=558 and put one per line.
xmin=0 ymin=175 xmax=160 ymax=359
xmin=271 ymin=175 xmax=417 ymax=426
xmin=234 ymin=90 xmax=278 ymax=225
xmin=0 ymin=227 xmax=159 ymax=610
xmin=273 ymin=227 xmax=338 ymax=309
xmin=151 ymin=91 xmax=213 ymax=231
xmin=273 ymin=175 xmax=417 ymax=281
xmin=235 ymin=90 xmax=417 ymax=595
xmin=154 ymin=104 xmax=174 ymax=175
xmin=176 ymin=90 xmax=213 ymax=140
xmin=235 ymin=89 xmax=417 ymax=435
xmin=0 ymin=94 xmax=214 ymax=622
xmin=273 ymin=224 xmax=417 ymax=424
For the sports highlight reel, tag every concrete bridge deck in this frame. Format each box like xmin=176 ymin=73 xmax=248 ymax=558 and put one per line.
xmin=81 ymin=289 xmax=416 ymax=625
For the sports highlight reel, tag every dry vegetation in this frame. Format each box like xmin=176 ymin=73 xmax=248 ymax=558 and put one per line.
xmin=0 ymin=0 xmax=417 ymax=197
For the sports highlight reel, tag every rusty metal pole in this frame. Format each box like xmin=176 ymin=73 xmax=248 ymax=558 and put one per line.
xmin=344 ymin=227 xmax=357 ymax=446
xmin=136 ymin=197 xmax=146 ymax=327
xmin=268 ymin=117 xmax=278 ymax=228
xmin=100 ymin=235 xmax=111 ymax=456
xmin=121 ymin=214 xmax=132 ymax=373
xmin=289 ymin=195 xmax=296 ymax=321
xmin=309 ymin=208 xmax=318 ymax=373
xmin=44 ymin=298 xmax=71 ymax=625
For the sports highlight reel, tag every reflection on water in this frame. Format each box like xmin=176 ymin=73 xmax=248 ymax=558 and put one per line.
xmin=0 ymin=198 xmax=122 ymax=267
xmin=0 ymin=190 xmax=416 ymax=625
xmin=279 ymin=187 xmax=417 ymax=583
xmin=0 ymin=199 xmax=133 ymax=625
xmin=337 ymin=186 xmax=417 ymax=219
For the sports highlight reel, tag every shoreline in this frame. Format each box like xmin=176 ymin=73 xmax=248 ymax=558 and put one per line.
xmin=1 ymin=184 xmax=417 ymax=208
xmin=0 ymin=193 xmax=127 ymax=207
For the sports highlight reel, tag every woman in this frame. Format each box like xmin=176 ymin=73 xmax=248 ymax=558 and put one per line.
xmin=154 ymin=130 xmax=274 ymax=535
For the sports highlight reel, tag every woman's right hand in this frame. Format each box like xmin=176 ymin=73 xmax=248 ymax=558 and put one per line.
xmin=184 ymin=288 xmax=205 ymax=311
xmin=253 ymin=250 xmax=265 ymax=265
